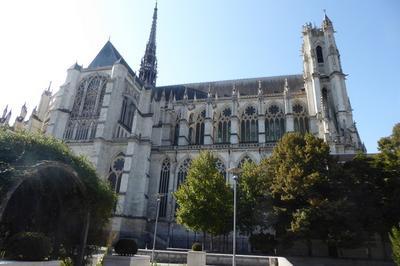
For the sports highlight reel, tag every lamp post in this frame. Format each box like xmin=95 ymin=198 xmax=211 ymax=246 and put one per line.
xmin=227 ymin=167 xmax=242 ymax=266
xmin=151 ymin=193 xmax=162 ymax=263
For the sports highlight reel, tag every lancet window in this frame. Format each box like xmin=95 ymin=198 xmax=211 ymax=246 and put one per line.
xmin=107 ymin=153 xmax=125 ymax=193
xmin=189 ymin=110 xmax=205 ymax=145
xmin=119 ymin=97 xmax=135 ymax=131
xmin=172 ymin=115 xmax=180 ymax=146
xmin=240 ymin=106 xmax=258 ymax=143
xmin=265 ymin=104 xmax=285 ymax=142
xmin=316 ymin=46 xmax=324 ymax=63
xmin=214 ymin=108 xmax=231 ymax=144
xmin=158 ymin=158 xmax=170 ymax=217
xmin=293 ymin=103 xmax=309 ymax=134
xmin=177 ymin=158 xmax=191 ymax=188
xmin=63 ymin=74 xmax=108 ymax=141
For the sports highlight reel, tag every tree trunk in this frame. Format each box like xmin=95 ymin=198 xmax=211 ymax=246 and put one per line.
xmin=306 ymin=238 xmax=313 ymax=257
xmin=380 ymin=232 xmax=388 ymax=260
xmin=210 ymin=235 xmax=213 ymax=251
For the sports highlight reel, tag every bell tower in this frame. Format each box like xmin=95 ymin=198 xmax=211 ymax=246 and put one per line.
xmin=302 ymin=13 xmax=364 ymax=153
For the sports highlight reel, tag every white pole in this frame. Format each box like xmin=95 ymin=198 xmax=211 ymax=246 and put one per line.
xmin=233 ymin=175 xmax=237 ymax=266
xmin=152 ymin=196 xmax=161 ymax=263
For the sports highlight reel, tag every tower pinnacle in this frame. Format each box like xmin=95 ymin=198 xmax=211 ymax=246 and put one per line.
xmin=139 ymin=2 xmax=158 ymax=87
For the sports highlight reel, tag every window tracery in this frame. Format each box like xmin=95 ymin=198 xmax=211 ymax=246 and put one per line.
xmin=63 ymin=74 xmax=108 ymax=141
xmin=108 ymin=153 xmax=125 ymax=193
xmin=265 ymin=104 xmax=285 ymax=142
xmin=189 ymin=110 xmax=205 ymax=145
xmin=238 ymin=155 xmax=253 ymax=168
xmin=214 ymin=108 xmax=231 ymax=144
xmin=158 ymin=158 xmax=170 ymax=217
xmin=240 ymin=106 xmax=258 ymax=143
xmin=293 ymin=103 xmax=309 ymax=133
xmin=215 ymin=158 xmax=226 ymax=179
xmin=177 ymin=158 xmax=191 ymax=188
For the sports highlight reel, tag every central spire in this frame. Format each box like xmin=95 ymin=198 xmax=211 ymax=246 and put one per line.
xmin=139 ymin=2 xmax=158 ymax=88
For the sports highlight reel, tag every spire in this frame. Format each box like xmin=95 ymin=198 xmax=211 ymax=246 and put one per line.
xmin=139 ymin=2 xmax=158 ymax=87
xmin=322 ymin=10 xmax=333 ymax=31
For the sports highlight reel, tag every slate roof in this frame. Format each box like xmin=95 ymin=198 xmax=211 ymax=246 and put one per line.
xmin=154 ymin=74 xmax=305 ymax=101
xmin=87 ymin=41 xmax=137 ymax=79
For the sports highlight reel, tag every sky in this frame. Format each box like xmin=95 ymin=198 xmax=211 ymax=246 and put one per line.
xmin=0 ymin=0 xmax=399 ymax=152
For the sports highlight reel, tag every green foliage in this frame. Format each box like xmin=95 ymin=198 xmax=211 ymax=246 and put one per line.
xmin=4 ymin=232 xmax=52 ymax=261
xmin=0 ymin=129 xmax=116 ymax=261
xmin=266 ymin=132 xmax=362 ymax=255
xmin=174 ymin=151 xmax=233 ymax=236
xmin=238 ymin=160 xmax=273 ymax=235
xmin=389 ymin=225 xmax=400 ymax=265
xmin=192 ymin=242 xmax=202 ymax=251
xmin=114 ymin=239 xmax=138 ymax=256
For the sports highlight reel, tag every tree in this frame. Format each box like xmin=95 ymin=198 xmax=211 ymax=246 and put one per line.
xmin=373 ymin=123 xmax=400 ymax=258
xmin=267 ymin=132 xmax=362 ymax=257
xmin=174 ymin=151 xmax=232 ymax=246
xmin=237 ymin=160 xmax=275 ymax=251
xmin=389 ymin=224 xmax=400 ymax=265
xmin=0 ymin=129 xmax=116 ymax=264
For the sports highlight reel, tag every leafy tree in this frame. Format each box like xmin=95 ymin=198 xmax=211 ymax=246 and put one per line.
xmin=237 ymin=160 xmax=274 ymax=239
xmin=0 ymin=129 xmax=116 ymax=263
xmin=174 ymin=151 xmax=232 ymax=245
xmin=389 ymin=224 xmax=400 ymax=265
xmin=267 ymin=132 xmax=362 ymax=257
xmin=373 ymin=123 xmax=400 ymax=258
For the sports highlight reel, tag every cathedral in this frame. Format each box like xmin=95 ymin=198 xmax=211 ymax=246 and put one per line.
xmin=1 ymin=4 xmax=364 ymax=248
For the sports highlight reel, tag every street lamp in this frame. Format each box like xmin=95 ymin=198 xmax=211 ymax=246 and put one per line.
xmin=227 ymin=167 xmax=242 ymax=266
xmin=151 ymin=193 xmax=163 ymax=263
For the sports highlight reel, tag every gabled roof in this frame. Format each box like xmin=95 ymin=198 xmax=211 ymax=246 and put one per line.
xmin=87 ymin=41 xmax=137 ymax=79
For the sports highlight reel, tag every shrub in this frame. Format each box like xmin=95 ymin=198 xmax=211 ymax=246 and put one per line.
xmin=4 ymin=232 xmax=52 ymax=261
xmin=389 ymin=225 xmax=400 ymax=265
xmin=192 ymin=242 xmax=202 ymax=251
xmin=114 ymin=239 xmax=138 ymax=256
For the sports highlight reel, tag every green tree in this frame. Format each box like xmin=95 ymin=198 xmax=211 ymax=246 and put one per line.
xmin=373 ymin=123 xmax=400 ymax=258
xmin=267 ymin=132 xmax=361 ymax=257
xmin=0 ymin=129 xmax=116 ymax=263
xmin=174 ymin=151 xmax=232 ymax=245
xmin=237 ymin=160 xmax=274 ymax=245
xmin=389 ymin=225 xmax=400 ymax=265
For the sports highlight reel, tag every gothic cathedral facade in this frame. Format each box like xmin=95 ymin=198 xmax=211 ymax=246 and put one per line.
xmin=2 ymin=5 xmax=364 ymax=247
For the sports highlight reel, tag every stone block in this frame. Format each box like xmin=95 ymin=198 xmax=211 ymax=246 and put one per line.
xmin=187 ymin=251 xmax=206 ymax=266
xmin=103 ymin=255 xmax=150 ymax=266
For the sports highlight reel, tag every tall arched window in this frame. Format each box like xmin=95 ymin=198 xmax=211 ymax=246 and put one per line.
xmin=64 ymin=74 xmax=108 ymax=141
xmin=189 ymin=110 xmax=205 ymax=145
xmin=158 ymin=158 xmax=170 ymax=217
xmin=177 ymin=158 xmax=191 ymax=188
xmin=321 ymin=88 xmax=329 ymax=119
xmin=214 ymin=108 xmax=231 ymax=144
xmin=215 ymin=158 xmax=226 ymax=179
xmin=108 ymin=153 xmax=125 ymax=193
xmin=316 ymin=46 xmax=324 ymax=63
xmin=293 ymin=103 xmax=309 ymax=134
xmin=173 ymin=115 xmax=180 ymax=146
xmin=265 ymin=104 xmax=285 ymax=142
xmin=119 ymin=97 xmax=136 ymax=131
xmin=240 ymin=106 xmax=258 ymax=143
xmin=238 ymin=155 xmax=253 ymax=168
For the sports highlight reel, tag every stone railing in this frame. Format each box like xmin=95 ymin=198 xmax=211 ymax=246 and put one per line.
xmin=137 ymin=249 xmax=292 ymax=266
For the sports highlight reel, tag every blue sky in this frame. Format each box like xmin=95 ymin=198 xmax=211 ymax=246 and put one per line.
xmin=0 ymin=0 xmax=399 ymax=152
